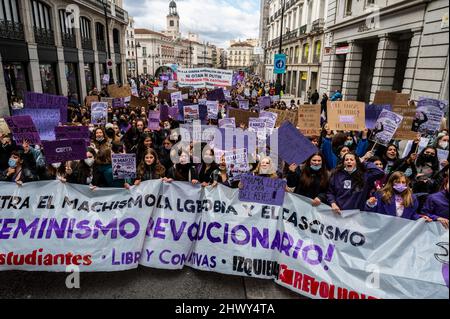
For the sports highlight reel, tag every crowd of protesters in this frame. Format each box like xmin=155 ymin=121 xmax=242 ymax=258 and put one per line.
xmin=0 ymin=73 xmax=448 ymax=229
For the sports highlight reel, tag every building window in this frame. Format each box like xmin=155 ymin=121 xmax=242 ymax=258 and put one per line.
xmin=31 ymin=0 xmax=54 ymax=45
xmin=143 ymin=59 xmax=147 ymax=65
xmin=142 ymin=47 xmax=147 ymax=56
xmin=80 ymin=17 xmax=91 ymax=39
xmin=0 ymin=0 xmax=23 ymax=41
xmin=170 ymin=20 xmax=174 ymax=27
xmin=65 ymin=63 xmax=79 ymax=102
xmin=3 ymin=62 xmax=28 ymax=107
xmin=95 ymin=22 xmax=106 ymax=51
xmin=59 ymin=9 xmax=76 ymax=47
xmin=345 ymin=0 xmax=353 ymax=16
xmin=39 ymin=63 xmax=58 ymax=95
xmin=302 ymin=43 xmax=309 ymax=63
xmin=314 ymin=40 xmax=321 ymax=63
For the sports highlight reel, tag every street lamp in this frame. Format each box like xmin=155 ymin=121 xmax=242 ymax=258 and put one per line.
xmin=100 ymin=0 xmax=114 ymax=84
xmin=135 ymin=41 xmax=141 ymax=77
xmin=275 ymin=0 xmax=286 ymax=95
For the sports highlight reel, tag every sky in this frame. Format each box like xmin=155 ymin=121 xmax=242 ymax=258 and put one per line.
xmin=123 ymin=0 xmax=260 ymax=48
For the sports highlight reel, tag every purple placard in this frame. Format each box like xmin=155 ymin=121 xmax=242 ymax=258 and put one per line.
xmin=258 ymin=96 xmax=272 ymax=110
xmin=42 ymin=139 xmax=87 ymax=164
xmin=365 ymin=104 xmax=392 ymax=129
xmin=13 ymin=108 xmax=60 ymax=141
xmin=112 ymin=98 xmax=125 ymax=108
xmin=219 ymin=118 xmax=236 ymax=128
xmin=239 ymin=174 xmax=287 ymax=206
xmin=277 ymin=122 xmax=318 ymax=165
xmin=91 ymin=102 xmax=108 ymax=125
xmin=4 ymin=115 xmax=41 ymax=145
xmin=55 ymin=126 xmax=91 ymax=143
xmin=148 ymin=111 xmax=161 ymax=131
xmin=112 ymin=153 xmax=136 ymax=179
xmin=199 ymin=104 xmax=208 ymax=121
xmin=207 ymin=88 xmax=225 ymax=101
xmin=169 ymin=106 xmax=179 ymax=119
xmin=24 ymin=92 xmax=68 ymax=123
xmin=160 ymin=104 xmax=169 ymax=121
xmin=177 ymin=100 xmax=185 ymax=121
xmin=160 ymin=75 xmax=169 ymax=81
xmin=413 ymin=98 xmax=446 ymax=133
xmin=370 ymin=110 xmax=403 ymax=147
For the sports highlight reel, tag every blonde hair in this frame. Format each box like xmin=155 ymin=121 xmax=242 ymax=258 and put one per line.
xmin=381 ymin=172 xmax=414 ymax=208
xmin=253 ymin=156 xmax=277 ymax=179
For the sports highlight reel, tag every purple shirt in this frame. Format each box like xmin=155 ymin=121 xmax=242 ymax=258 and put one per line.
xmin=422 ymin=190 xmax=449 ymax=221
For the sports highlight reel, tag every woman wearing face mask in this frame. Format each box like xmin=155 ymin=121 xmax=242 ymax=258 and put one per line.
xmin=39 ymin=161 xmax=67 ymax=181
xmin=365 ymin=172 xmax=422 ymax=220
xmin=67 ymin=148 xmax=97 ymax=186
xmin=0 ymin=150 xmax=38 ymax=185
xmin=421 ymin=177 xmax=449 ymax=229
xmin=134 ymin=149 xmax=166 ymax=186
xmin=435 ymin=133 xmax=449 ymax=151
xmin=159 ymin=138 xmax=175 ymax=171
xmin=136 ymin=133 xmax=154 ymax=164
xmin=92 ymin=128 xmax=111 ymax=158
xmin=327 ymin=152 xmax=385 ymax=214
xmin=286 ymin=153 xmax=330 ymax=207
xmin=164 ymin=150 xmax=199 ymax=185
xmin=413 ymin=147 xmax=440 ymax=194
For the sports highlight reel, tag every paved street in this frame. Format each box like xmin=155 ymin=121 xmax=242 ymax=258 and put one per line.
xmin=0 ymin=267 xmax=302 ymax=299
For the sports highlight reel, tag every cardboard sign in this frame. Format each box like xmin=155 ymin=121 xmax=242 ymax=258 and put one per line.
xmin=0 ymin=118 xmax=11 ymax=134
xmin=42 ymin=139 xmax=87 ymax=164
xmin=373 ymin=90 xmax=410 ymax=106
xmin=298 ymin=105 xmax=321 ymax=136
xmin=129 ymin=96 xmax=148 ymax=109
xmin=277 ymin=122 xmax=318 ymax=165
xmin=91 ymin=102 xmax=108 ymax=125
xmin=392 ymin=105 xmax=417 ymax=140
xmin=370 ymin=110 xmax=403 ymax=147
xmin=327 ymin=101 xmax=365 ymax=131
xmin=108 ymin=84 xmax=131 ymax=98
xmin=12 ymin=108 xmax=60 ymax=141
xmin=239 ymin=175 xmax=287 ymax=206
xmin=268 ymin=109 xmax=299 ymax=127
xmin=85 ymin=96 xmax=99 ymax=107
xmin=4 ymin=115 xmax=41 ymax=145
xmin=112 ymin=154 xmax=136 ymax=180
xmin=228 ymin=109 xmax=258 ymax=127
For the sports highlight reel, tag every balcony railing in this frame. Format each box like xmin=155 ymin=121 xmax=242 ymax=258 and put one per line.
xmin=82 ymin=37 xmax=93 ymax=50
xmin=61 ymin=32 xmax=76 ymax=48
xmin=283 ymin=28 xmax=299 ymax=42
xmin=97 ymin=39 xmax=106 ymax=52
xmin=311 ymin=18 xmax=325 ymax=33
xmin=313 ymin=54 xmax=320 ymax=63
xmin=0 ymin=20 xmax=25 ymax=41
xmin=114 ymin=43 xmax=120 ymax=53
xmin=34 ymin=27 xmax=54 ymax=45
xmin=299 ymin=25 xmax=307 ymax=37
xmin=86 ymin=0 xmax=127 ymax=23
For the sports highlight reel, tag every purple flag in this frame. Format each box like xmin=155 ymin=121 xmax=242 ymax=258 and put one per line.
xmin=277 ymin=122 xmax=318 ymax=165
xmin=4 ymin=115 xmax=41 ymax=145
xmin=239 ymin=174 xmax=287 ymax=206
xmin=42 ymin=139 xmax=87 ymax=164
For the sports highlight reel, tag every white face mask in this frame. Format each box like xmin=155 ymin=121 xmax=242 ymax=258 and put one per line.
xmin=84 ymin=158 xmax=95 ymax=167
xmin=439 ymin=141 xmax=448 ymax=149
xmin=52 ymin=163 xmax=61 ymax=169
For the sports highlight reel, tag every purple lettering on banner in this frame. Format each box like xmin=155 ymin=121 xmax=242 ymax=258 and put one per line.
xmin=4 ymin=115 xmax=41 ymax=145
xmin=24 ymin=92 xmax=68 ymax=123
xmin=239 ymin=174 xmax=287 ymax=206
xmin=42 ymin=139 xmax=87 ymax=164
xmin=148 ymin=111 xmax=161 ymax=131
xmin=365 ymin=104 xmax=392 ymax=129
xmin=12 ymin=108 xmax=61 ymax=141
xmin=277 ymin=122 xmax=318 ymax=165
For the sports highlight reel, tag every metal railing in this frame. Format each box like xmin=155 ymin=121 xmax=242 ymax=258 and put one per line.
xmin=34 ymin=27 xmax=54 ymax=45
xmin=0 ymin=20 xmax=25 ymax=41
xmin=82 ymin=37 xmax=93 ymax=50
xmin=283 ymin=28 xmax=299 ymax=41
xmin=61 ymin=32 xmax=76 ymax=48
xmin=311 ymin=18 xmax=325 ymax=33
xmin=97 ymin=39 xmax=106 ymax=52
xmin=86 ymin=0 xmax=127 ymax=23
xmin=299 ymin=25 xmax=307 ymax=36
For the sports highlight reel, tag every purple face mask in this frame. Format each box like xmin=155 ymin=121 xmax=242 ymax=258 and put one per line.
xmin=394 ymin=184 xmax=408 ymax=193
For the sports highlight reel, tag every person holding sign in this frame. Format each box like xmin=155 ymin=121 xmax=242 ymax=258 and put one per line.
xmin=0 ymin=150 xmax=38 ymax=185
xmin=327 ymin=152 xmax=385 ymax=214
xmin=365 ymin=172 xmax=422 ymax=220
xmin=412 ymin=147 xmax=440 ymax=194
xmin=421 ymin=177 xmax=449 ymax=229
xmin=134 ymin=149 xmax=166 ymax=185
xmin=285 ymin=152 xmax=330 ymax=207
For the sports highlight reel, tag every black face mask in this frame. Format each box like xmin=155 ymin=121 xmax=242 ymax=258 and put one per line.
xmin=423 ymin=155 xmax=435 ymax=162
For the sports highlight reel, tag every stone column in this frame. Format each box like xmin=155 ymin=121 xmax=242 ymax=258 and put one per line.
xmin=370 ymin=34 xmax=399 ymax=102
xmin=74 ymin=25 xmax=87 ymax=101
xmin=0 ymin=57 xmax=10 ymax=116
xmin=21 ymin=0 xmax=41 ymax=93
xmin=341 ymin=41 xmax=362 ymax=101
xmin=402 ymin=28 xmax=422 ymax=95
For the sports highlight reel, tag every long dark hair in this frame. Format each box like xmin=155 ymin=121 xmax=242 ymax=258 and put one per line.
xmin=299 ymin=152 xmax=329 ymax=190
xmin=137 ymin=148 xmax=165 ymax=179
xmin=335 ymin=152 xmax=366 ymax=190
xmin=416 ymin=147 xmax=439 ymax=172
